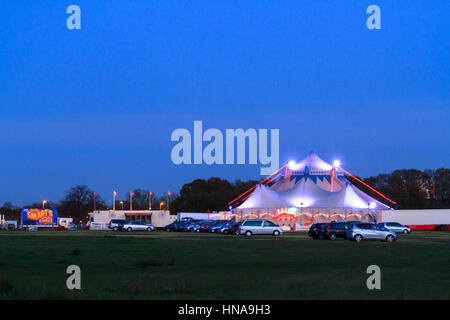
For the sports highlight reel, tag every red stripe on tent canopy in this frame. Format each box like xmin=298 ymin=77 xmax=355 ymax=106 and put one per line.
xmin=239 ymin=191 xmax=253 ymax=203
xmin=266 ymin=172 xmax=281 ymax=184
xmin=233 ymin=172 xmax=283 ymax=206
xmin=337 ymin=166 xmax=397 ymax=205
xmin=228 ymin=165 xmax=287 ymax=205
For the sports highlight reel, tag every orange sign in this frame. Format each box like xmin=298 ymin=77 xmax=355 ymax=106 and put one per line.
xmin=26 ymin=208 xmax=54 ymax=224
xmin=276 ymin=213 xmax=296 ymax=221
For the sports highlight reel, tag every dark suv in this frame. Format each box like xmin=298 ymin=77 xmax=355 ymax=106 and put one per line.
xmin=164 ymin=221 xmax=180 ymax=232
xmin=308 ymin=223 xmax=328 ymax=239
xmin=227 ymin=222 xmax=242 ymax=235
xmin=324 ymin=221 xmax=360 ymax=240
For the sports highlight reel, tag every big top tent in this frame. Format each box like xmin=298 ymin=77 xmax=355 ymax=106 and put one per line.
xmin=233 ymin=152 xmax=392 ymax=229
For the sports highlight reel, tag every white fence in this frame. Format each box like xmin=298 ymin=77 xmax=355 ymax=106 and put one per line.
xmin=89 ymin=223 xmax=110 ymax=231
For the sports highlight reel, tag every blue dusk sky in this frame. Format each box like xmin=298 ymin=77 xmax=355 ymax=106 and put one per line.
xmin=0 ymin=1 xmax=449 ymax=205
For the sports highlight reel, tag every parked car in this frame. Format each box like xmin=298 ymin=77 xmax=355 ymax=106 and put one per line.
xmin=226 ymin=222 xmax=242 ymax=235
xmin=346 ymin=223 xmax=397 ymax=242
xmin=189 ymin=220 xmax=210 ymax=232
xmin=179 ymin=220 xmax=197 ymax=232
xmin=121 ymin=221 xmax=155 ymax=232
xmin=192 ymin=221 xmax=211 ymax=232
xmin=109 ymin=219 xmax=128 ymax=231
xmin=189 ymin=220 xmax=204 ymax=232
xmin=323 ymin=221 xmax=359 ymax=240
xmin=218 ymin=221 xmax=238 ymax=234
xmin=175 ymin=220 xmax=192 ymax=231
xmin=308 ymin=223 xmax=328 ymax=239
xmin=200 ymin=220 xmax=222 ymax=233
xmin=208 ymin=221 xmax=229 ymax=233
xmin=239 ymin=219 xmax=283 ymax=237
xmin=199 ymin=221 xmax=214 ymax=232
xmin=378 ymin=222 xmax=411 ymax=234
xmin=164 ymin=222 xmax=180 ymax=232
xmin=67 ymin=222 xmax=78 ymax=231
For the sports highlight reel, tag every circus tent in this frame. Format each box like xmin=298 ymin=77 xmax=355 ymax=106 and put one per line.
xmin=234 ymin=152 xmax=391 ymax=229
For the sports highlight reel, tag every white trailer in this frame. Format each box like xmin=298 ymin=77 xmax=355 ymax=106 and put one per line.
xmin=177 ymin=212 xmax=217 ymax=221
xmin=378 ymin=209 xmax=450 ymax=231
xmin=177 ymin=211 xmax=234 ymax=221
xmin=88 ymin=210 xmax=176 ymax=230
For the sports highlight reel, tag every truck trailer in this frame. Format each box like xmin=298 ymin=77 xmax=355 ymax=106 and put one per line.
xmin=87 ymin=210 xmax=176 ymax=230
xmin=20 ymin=208 xmax=76 ymax=231
xmin=378 ymin=209 xmax=450 ymax=231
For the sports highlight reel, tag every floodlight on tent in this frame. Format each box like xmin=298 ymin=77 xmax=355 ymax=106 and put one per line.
xmin=288 ymin=161 xmax=301 ymax=170
xmin=293 ymin=198 xmax=313 ymax=207
xmin=333 ymin=160 xmax=341 ymax=167
xmin=369 ymin=202 xmax=376 ymax=209
xmin=288 ymin=160 xmax=296 ymax=170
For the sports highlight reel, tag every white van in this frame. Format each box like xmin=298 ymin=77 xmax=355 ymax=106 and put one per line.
xmin=239 ymin=219 xmax=283 ymax=237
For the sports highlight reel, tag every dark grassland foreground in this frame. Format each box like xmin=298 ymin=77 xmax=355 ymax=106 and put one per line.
xmin=0 ymin=231 xmax=449 ymax=299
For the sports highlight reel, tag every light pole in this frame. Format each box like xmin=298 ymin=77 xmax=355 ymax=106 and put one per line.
xmin=120 ymin=201 xmax=124 ymax=210
xmin=130 ymin=192 xmax=134 ymax=210
xmin=167 ymin=191 xmax=171 ymax=211
xmin=149 ymin=191 xmax=153 ymax=210
xmin=42 ymin=200 xmax=47 ymax=209
xmin=93 ymin=191 xmax=97 ymax=211
xmin=160 ymin=201 xmax=164 ymax=210
xmin=113 ymin=191 xmax=117 ymax=210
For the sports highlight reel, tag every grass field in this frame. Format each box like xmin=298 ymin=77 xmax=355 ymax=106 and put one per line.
xmin=0 ymin=230 xmax=449 ymax=299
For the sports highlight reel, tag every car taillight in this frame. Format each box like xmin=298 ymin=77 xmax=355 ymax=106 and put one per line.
xmin=350 ymin=229 xmax=354 ymax=232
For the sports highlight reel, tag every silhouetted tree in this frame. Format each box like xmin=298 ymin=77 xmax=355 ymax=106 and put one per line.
xmin=424 ymin=168 xmax=450 ymax=208
xmin=0 ymin=202 xmax=21 ymax=221
xmin=1 ymin=167 xmax=448 ymax=222
xmin=119 ymin=189 xmax=170 ymax=211
xmin=357 ymin=168 xmax=450 ymax=209
xmin=58 ymin=185 xmax=106 ymax=222
xmin=170 ymin=177 xmax=258 ymax=214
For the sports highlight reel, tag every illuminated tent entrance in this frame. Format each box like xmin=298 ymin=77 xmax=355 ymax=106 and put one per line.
xmin=233 ymin=152 xmax=392 ymax=230
xmin=234 ymin=207 xmax=376 ymax=231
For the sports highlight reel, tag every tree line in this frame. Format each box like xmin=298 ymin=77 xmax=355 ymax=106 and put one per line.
xmin=0 ymin=168 xmax=448 ymax=223
xmin=0 ymin=186 xmax=173 ymax=223
xmin=352 ymin=168 xmax=449 ymax=209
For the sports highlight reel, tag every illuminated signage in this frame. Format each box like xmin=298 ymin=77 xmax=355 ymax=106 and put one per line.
xmin=22 ymin=208 xmax=58 ymax=225
xmin=276 ymin=213 xmax=296 ymax=221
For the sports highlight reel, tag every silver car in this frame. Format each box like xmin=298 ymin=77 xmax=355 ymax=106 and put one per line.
xmin=239 ymin=219 xmax=283 ymax=237
xmin=121 ymin=221 xmax=155 ymax=232
xmin=378 ymin=222 xmax=411 ymax=234
xmin=109 ymin=219 xmax=128 ymax=231
xmin=346 ymin=223 xmax=397 ymax=242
